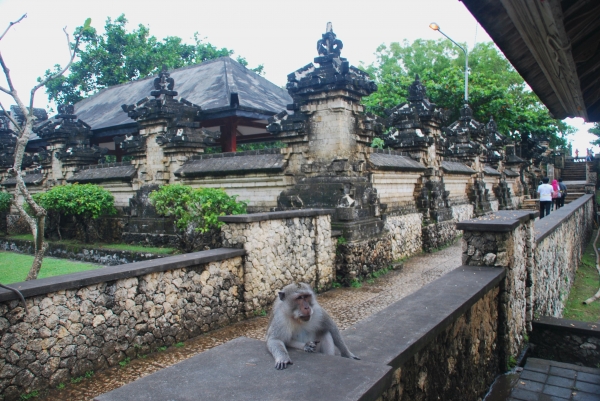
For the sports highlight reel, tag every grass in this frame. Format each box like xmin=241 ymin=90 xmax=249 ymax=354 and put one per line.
xmin=3 ymin=234 xmax=175 ymax=255
xmin=562 ymin=230 xmax=600 ymax=323
xmin=0 ymin=251 xmax=100 ymax=284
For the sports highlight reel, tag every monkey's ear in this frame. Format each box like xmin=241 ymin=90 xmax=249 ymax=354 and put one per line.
xmin=278 ymin=292 xmax=286 ymax=301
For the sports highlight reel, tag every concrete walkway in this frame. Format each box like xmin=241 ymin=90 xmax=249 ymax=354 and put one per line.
xmin=38 ymin=242 xmax=463 ymax=401
xmin=509 ymin=358 xmax=600 ymax=401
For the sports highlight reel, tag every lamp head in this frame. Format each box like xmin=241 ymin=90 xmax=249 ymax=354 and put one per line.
xmin=429 ymin=22 xmax=440 ymax=31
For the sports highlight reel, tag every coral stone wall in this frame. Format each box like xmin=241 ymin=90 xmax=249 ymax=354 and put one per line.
xmin=451 ymin=204 xmax=474 ymax=222
xmin=0 ymin=256 xmax=244 ymax=400
xmin=220 ymin=213 xmax=336 ymax=314
xmin=379 ymin=287 xmax=500 ymax=401
xmin=533 ymin=195 xmax=594 ymax=317
xmin=384 ymin=213 xmax=423 ymax=260
xmin=462 ymin=219 xmax=534 ymax=361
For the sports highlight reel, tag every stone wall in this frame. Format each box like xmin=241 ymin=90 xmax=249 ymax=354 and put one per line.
xmin=385 ymin=213 xmax=423 ymax=261
xmin=460 ymin=213 xmax=534 ymax=364
xmin=0 ymin=249 xmax=245 ymax=400
xmin=533 ymin=194 xmax=594 ymax=317
xmin=456 ymin=195 xmax=594 ymax=366
xmin=220 ymin=210 xmax=336 ymax=314
xmin=379 ymin=287 xmax=500 ymax=401
xmin=530 ymin=317 xmax=600 ymax=368
xmin=451 ymin=204 xmax=474 ymax=222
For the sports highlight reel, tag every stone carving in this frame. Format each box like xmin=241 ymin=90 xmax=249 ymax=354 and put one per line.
xmin=121 ymin=68 xmax=211 ymax=151
xmin=484 ymin=116 xmax=508 ymax=163
xmin=443 ymin=104 xmax=486 ymax=160
xmin=35 ymin=104 xmax=107 ymax=164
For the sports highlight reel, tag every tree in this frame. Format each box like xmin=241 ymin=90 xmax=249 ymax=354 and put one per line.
xmin=34 ymin=184 xmax=117 ymax=243
xmin=149 ymin=184 xmax=247 ymax=252
xmin=43 ymin=14 xmax=264 ymax=106
xmin=0 ymin=192 xmax=10 ymax=213
xmin=589 ymin=123 xmax=600 ymax=146
xmin=361 ymin=39 xmax=573 ymax=148
xmin=0 ymin=15 xmax=90 ymax=280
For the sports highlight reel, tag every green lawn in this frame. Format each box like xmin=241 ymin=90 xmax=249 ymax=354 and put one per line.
xmin=0 ymin=252 xmax=101 ymax=284
xmin=562 ymin=230 xmax=600 ymax=322
xmin=4 ymin=234 xmax=175 ymax=255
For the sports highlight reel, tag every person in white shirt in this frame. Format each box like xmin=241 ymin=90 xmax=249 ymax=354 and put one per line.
xmin=537 ymin=177 xmax=553 ymax=218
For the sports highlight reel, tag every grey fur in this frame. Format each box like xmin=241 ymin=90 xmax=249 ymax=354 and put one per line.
xmin=266 ymin=282 xmax=360 ymax=369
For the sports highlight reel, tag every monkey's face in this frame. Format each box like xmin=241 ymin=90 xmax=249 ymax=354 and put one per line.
xmin=293 ymin=293 xmax=313 ymax=322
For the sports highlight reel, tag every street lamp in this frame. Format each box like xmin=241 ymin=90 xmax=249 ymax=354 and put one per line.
xmin=429 ymin=22 xmax=469 ymax=104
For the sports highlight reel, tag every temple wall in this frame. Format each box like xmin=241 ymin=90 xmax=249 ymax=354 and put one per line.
xmin=442 ymin=174 xmax=471 ymax=205
xmin=179 ymin=174 xmax=294 ymax=212
xmin=385 ymin=213 xmax=423 ymax=261
xmin=372 ymin=172 xmax=422 ymax=208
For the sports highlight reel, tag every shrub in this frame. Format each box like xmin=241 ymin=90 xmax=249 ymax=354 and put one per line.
xmin=34 ymin=183 xmax=117 ymax=242
xmin=0 ymin=192 xmax=11 ymax=213
xmin=149 ymin=184 xmax=247 ymax=252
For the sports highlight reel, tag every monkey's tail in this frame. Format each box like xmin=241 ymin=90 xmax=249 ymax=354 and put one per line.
xmin=0 ymin=283 xmax=28 ymax=314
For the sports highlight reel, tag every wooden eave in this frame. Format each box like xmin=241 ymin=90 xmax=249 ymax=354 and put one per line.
xmin=461 ymin=0 xmax=600 ymax=122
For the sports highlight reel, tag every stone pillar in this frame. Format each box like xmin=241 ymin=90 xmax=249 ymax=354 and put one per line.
xmin=219 ymin=209 xmax=336 ymax=315
xmin=457 ymin=210 xmax=537 ymax=369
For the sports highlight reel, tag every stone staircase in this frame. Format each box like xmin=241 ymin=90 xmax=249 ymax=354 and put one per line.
xmin=562 ymin=158 xmax=586 ymax=181
xmin=562 ymin=182 xmax=586 ymax=204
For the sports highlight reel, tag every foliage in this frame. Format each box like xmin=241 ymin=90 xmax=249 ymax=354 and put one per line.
xmin=371 ymin=137 xmax=385 ymax=149
xmin=361 ymin=39 xmax=573 ymax=148
xmin=589 ymin=123 xmax=600 ymax=147
xmin=149 ymin=184 xmax=247 ymax=252
xmin=35 ymin=184 xmax=116 ymax=219
xmin=34 ymin=184 xmax=117 ymax=242
xmin=0 ymin=192 xmax=11 ymax=213
xmin=43 ymin=14 xmax=264 ymax=105
xmin=562 ymin=229 xmax=600 ymax=323
xmin=0 ymin=251 xmax=99 ymax=284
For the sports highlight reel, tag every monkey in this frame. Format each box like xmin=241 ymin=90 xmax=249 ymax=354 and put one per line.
xmin=265 ymin=282 xmax=360 ymax=370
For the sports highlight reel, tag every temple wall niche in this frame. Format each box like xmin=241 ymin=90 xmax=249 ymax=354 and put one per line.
xmin=442 ymin=174 xmax=472 ymax=205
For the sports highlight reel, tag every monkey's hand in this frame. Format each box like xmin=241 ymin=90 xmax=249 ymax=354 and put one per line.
xmin=303 ymin=341 xmax=319 ymax=353
xmin=275 ymin=357 xmax=293 ymax=370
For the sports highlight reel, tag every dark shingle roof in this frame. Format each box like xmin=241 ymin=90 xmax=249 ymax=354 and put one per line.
xmin=483 ymin=165 xmax=501 ymax=176
xmin=74 ymin=57 xmax=292 ymax=131
xmin=368 ymin=151 xmax=426 ymax=172
xmin=68 ymin=164 xmax=137 ymax=183
xmin=441 ymin=161 xmax=476 ymax=174
xmin=175 ymin=150 xmax=286 ymax=178
xmin=1 ymin=173 xmax=44 ymax=186
xmin=504 ymin=168 xmax=520 ymax=177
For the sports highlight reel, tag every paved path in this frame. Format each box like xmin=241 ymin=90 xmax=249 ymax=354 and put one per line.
xmin=38 ymin=242 xmax=463 ymax=401
xmin=509 ymin=358 xmax=600 ymax=401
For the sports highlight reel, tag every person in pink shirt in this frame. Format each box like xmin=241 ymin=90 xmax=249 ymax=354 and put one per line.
xmin=551 ymin=179 xmax=560 ymax=210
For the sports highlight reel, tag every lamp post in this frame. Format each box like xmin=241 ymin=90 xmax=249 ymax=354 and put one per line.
xmin=429 ymin=22 xmax=469 ymax=104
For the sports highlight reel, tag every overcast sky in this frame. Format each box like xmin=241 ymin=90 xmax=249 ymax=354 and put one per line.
xmin=0 ymin=0 xmax=595 ymax=154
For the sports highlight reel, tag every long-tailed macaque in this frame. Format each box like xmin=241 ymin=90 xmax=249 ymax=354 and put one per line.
xmin=266 ymin=282 xmax=359 ymax=369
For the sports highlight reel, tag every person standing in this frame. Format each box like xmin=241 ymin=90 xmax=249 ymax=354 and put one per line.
xmin=551 ymin=179 xmax=560 ymax=210
xmin=537 ymin=177 xmax=553 ymax=218
xmin=558 ymin=178 xmax=567 ymax=208
xmin=575 ymin=149 xmax=579 ymax=158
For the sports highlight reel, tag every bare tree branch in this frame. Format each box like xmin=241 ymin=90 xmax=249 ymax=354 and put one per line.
xmin=0 ymin=101 xmax=22 ymax=132
xmin=0 ymin=13 xmax=26 ymax=42
xmin=30 ymin=27 xmax=81 ymax=110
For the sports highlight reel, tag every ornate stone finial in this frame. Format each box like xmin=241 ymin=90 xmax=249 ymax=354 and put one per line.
xmin=408 ymin=74 xmax=427 ymax=102
xmin=151 ymin=68 xmax=177 ymax=98
xmin=56 ymin=104 xmax=76 ymax=120
xmin=459 ymin=104 xmax=473 ymax=121
xmin=316 ymin=22 xmax=343 ymax=57
xmin=486 ymin=116 xmax=497 ymax=132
